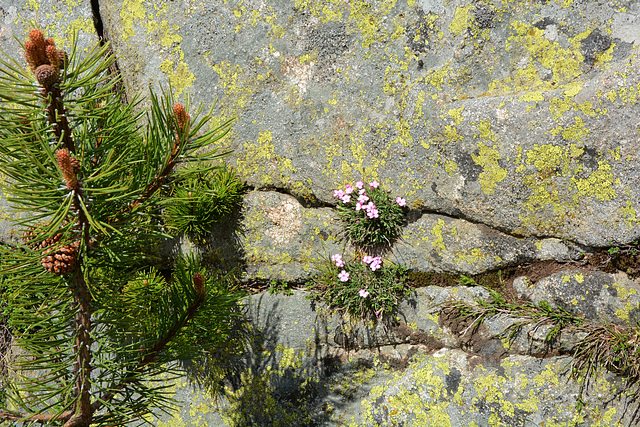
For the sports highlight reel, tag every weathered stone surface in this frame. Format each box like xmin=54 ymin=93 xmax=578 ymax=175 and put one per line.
xmin=358 ymin=349 xmax=633 ymax=426
xmin=154 ymin=288 xmax=638 ymax=426
xmin=99 ymin=0 xmax=640 ymax=247
xmin=184 ymin=189 xmax=584 ymax=281
xmin=514 ymin=269 xmax=640 ymax=325
xmin=394 ymin=214 xmax=583 ymax=274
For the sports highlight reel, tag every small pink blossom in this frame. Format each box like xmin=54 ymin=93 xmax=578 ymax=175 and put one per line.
xmin=365 ymin=202 xmax=379 ymax=218
xmin=345 ymin=184 xmax=354 ymax=194
xmin=369 ymin=257 xmax=382 ymax=271
xmin=375 ymin=310 xmax=381 ymax=317
xmin=359 ymin=188 xmax=367 ymax=195
xmin=396 ymin=197 xmax=407 ymax=207
xmin=333 ymin=189 xmax=345 ymax=198
xmin=341 ymin=194 xmax=351 ymax=203
xmin=357 ymin=194 xmax=369 ymax=204
xmin=338 ymin=270 xmax=350 ymax=282
xmin=355 ymin=181 xmax=364 ymax=189
xmin=359 ymin=289 xmax=369 ymax=298
xmin=355 ymin=202 xmax=363 ymax=211
xmin=369 ymin=181 xmax=379 ymax=189
xmin=331 ymin=254 xmax=344 ymax=267
xmin=363 ymin=255 xmax=374 ymax=264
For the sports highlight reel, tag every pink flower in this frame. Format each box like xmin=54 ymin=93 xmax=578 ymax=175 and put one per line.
xmin=363 ymin=255 xmax=373 ymax=264
xmin=369 ymin=181 xmax=379 ymax=189
xmin=359 ymin=289 xmax=369 ymax=298
xmin=341 ymin=194 xmax=351 ymax=203
xmin=375 ymin=310 xmax=381 ymax=317
xmin=355 ymin=202 xmax=363 ymax=211
xmin=345 ymin=184 xmax=354 ymax=194
xmin=364 ymin=202 xmax=379 ymax=219
xmin=331 ymin=254 xmax=344 ymax=267
xmin=355 ymin=181 xmax=364 ymax=189
xmin=369 ymin=257 xmax=382 ymax=271
xmin=338 ymin=270 xmax=350 ymax=282
xmin=333 ymin=189 xmax=345 ymax=198
xmin=359 ymin=188 xmax=366 ymax=195
xmin=357 ymin=194 xmax=369 ymax=204
xmin=396 ymin=197 xmax=407 ymax=207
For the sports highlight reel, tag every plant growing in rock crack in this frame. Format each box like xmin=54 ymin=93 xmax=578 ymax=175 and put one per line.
xmin=441 ymin=284 xmax=640 ymax=423
xmin=310 ymin=181 xmax=410 ymax=320
xmin=0 ymin=29 xmax=244 ymax=426
xmin=309 ymin=252 xmax=409 ymax=321
xmin=333 ymin=180 xmax=407 ymax=253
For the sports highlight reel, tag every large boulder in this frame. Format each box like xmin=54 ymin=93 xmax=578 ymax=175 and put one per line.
xmin=98 ymin=0 xmax=640 ymax=251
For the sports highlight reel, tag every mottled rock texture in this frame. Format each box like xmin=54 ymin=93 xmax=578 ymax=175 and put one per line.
xmin=98 ymin=0 xmax=640 ymax=253
xmin=2 ymin=0 xmax=640 ymax=425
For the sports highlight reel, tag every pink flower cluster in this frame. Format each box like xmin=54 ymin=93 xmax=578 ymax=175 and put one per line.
xmin=333 ymin=181 xmax=406 ymax=218
xmin=331 ymin=253 xmax=384 ymax=283
xmin=363 ymin=255 xmax=382 ymax=271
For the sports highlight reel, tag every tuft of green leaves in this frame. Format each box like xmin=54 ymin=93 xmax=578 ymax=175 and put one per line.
xmin=163 ymin=163 xmax=245 ymax=238
xmin=309 ymin=253 xmax=409 ymax=321
xmin=333 ymin=181 xmax=406 ymax=252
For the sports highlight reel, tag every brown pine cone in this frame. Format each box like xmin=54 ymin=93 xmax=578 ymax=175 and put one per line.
xmin=173 ymin=103 xmax=190 ymax=133
xmin=193 ymin=273 xmax=206 ymax=297
xmin=41 ymin=243 xmax=79 ymax=275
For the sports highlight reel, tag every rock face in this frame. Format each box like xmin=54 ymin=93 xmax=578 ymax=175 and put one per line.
xmin=2 ymin=0 xmax=640 ymax=425
xmin=98 ymin=0 xmax=640 ymax=251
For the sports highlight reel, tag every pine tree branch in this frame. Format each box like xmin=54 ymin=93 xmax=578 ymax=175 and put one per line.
xmin=0 ymin=409 xmax=75 ymax=424
xmin=89 ymin=293 xmax=205 ymax=417
xmin=64 ymin=268 xmax=93 ymax=427
xmin=126 ymin=138 xmax=181 ymax=215
xmin=46 ymin=86 xmax=75 ymax=154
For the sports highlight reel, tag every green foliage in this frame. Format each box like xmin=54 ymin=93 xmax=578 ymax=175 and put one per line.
xmin=268 ymin=280 xmax=293 ymax=295
xmin=310 ymin=253 xmax=409 ymax=321
xmin=163 ymin=162 xmax=244 ymax=238
xmin=441 ymin=289 xmax=640 ymax=422
xmin=0 ymin=29 xmax=244 ymax=426
xmin=333 ymin=181 xmax=406 ymax=252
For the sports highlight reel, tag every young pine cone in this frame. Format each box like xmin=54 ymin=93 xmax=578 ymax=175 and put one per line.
xmin=173 ymin=103 xmax=190 ymax=134
xmin=56 ymin=149 xmax=79 ymax=190
xmin=193 ymin=273 xmax=206 ymax=297
xmin=41 ymin=243 xmax=79 ymax=275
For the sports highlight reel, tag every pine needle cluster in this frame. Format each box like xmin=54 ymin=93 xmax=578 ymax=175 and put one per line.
xmin=0 ymin=29 xmax=244 ymax=426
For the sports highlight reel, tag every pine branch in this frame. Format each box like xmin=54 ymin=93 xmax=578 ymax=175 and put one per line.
xmin=90 ymin=284 xmax=205 ymax=417
xmin=46 ymin=86 xmax=75 ymax=154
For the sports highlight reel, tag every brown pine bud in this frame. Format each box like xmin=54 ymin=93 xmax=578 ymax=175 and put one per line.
xmin=193 ymin=273 xmax=206 ymax=297
xmin=24 ymin=41 xmax=39 ymax=72
xmin=56 ymin=149 xmax=78 ymax=190
xmin=26 ymin=29 xmax=47 ymax=68
xmin=57 ymin=49 xmax=68 ymax=69
xmin=35 ymin=64 xmax=58 ymax=88
xmin=46 ymin=45 xmax=59 ymax=70
xmin=70 ymin=156 xmax=81 ymax=174
xmin=173 ymin=103 xmax=190 ymax=134
xmin=28 ymin=29 xmax=46 ymax=51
